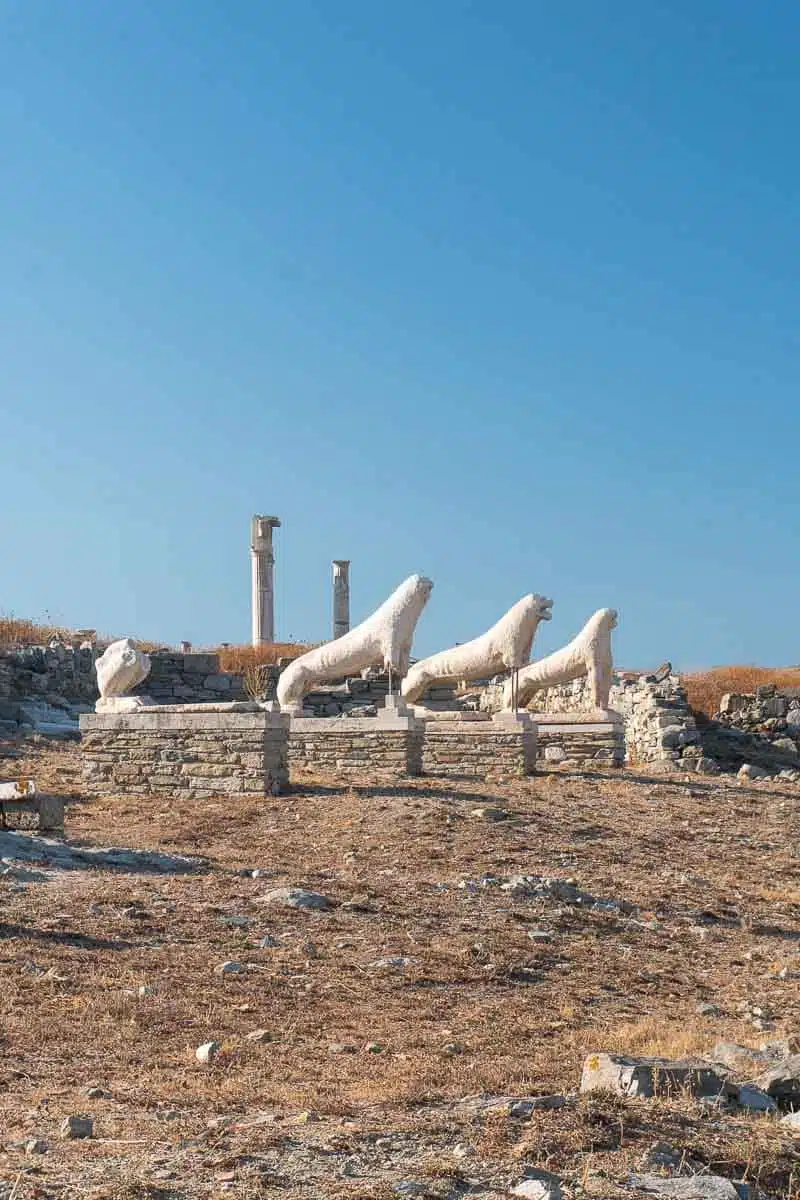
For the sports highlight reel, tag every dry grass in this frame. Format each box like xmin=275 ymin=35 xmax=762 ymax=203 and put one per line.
xmin=0 ymin=615 xmax=74 ymax=648
xmin=683 ymin=666 xmax=800 ymax=717
xmin=216 ymin=642 xmax=313 ymax=673
xmin=0 ymin=742 xmax=798 ymax=1196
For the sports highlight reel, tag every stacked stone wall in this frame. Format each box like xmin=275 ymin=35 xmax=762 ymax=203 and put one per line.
xmin=421 ymin=725 xmax=535 ymax=778
xmin=131 ymin=653 xmax=248 ymax=704
xmin=535 ymin=723 xmax=623 ymax=768
xmin=288 ymin=724 xmax=423 ymax=779
xmin=79 ymin=709 xmax=289 ymax=799
xmin=478 ymin=673 xmax=700 ymax=767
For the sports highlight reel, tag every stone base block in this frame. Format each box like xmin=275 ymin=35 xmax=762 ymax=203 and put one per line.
xmin=421 ymin=716 xmax=536 ymax=778
xmin=534 ymin=712 xmax=624 ymax=768
xmin=79 ymin=706 xmax=290 ymax=799
xmin=288 ymin=716 xmax=423 ymax=779
xmin=0 ymin=787 xmax=64 ymax=831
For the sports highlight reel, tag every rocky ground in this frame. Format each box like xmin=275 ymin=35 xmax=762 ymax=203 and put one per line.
xmin=1 ymin=740 xmax=799 ymax=1199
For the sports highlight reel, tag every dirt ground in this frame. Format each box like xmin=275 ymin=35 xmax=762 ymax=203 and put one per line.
xmin=1 ymin=740 xmax=799 ymax=1198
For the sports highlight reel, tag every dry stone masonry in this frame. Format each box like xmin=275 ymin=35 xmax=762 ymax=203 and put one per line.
xmin=421 ymin=713 xmax=536 ymax=778
xmin=79 ymin=705 xmax=289 ymax=799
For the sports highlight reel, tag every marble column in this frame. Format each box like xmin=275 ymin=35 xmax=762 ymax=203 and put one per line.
xmin=332 ymin=560 xmax=351 ymax=639
xmin=251 ymin=515 xmax=281 ymax=646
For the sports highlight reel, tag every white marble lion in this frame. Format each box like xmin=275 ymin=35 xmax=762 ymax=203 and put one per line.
xmin=94 ymin=638 xmax=152 ymax=713
xmin=502 ymin=607 xmax=618 ymax=712
xmin=401 ymin=593 xmax=553 ymax=705
xmin=277 ymin=573 xmax=433 ymax=714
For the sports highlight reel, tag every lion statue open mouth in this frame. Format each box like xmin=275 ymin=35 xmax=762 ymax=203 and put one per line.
xmin=401 ymin=593 xmax=553 ymax=705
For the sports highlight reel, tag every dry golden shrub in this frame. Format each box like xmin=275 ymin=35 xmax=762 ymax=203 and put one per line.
xmin=216 ymin=642 xmax=313 ymax=673
xmin=683 ymin=665 xmax=800 ymax=717
xmin=0 ymin=615 xmax=73 ymax=648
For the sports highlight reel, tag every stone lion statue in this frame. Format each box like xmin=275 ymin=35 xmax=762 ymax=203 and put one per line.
xmin=94 ymin=638 xmax=152 ymax=713
xmin=502 ymin=607 xmax=618 ymax=712
xmin=277 ymin=573 xmax=433 ymax=714
xmin=401 ymin=593 xmax=553 ymax=705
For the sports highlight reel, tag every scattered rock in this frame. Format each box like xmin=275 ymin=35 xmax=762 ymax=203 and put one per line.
xmin=528 ymin=929 xmax=553 ymax=943
xmin=25 ymin=1139 xmax=47 ymax=1155
xmin=364 ymin=1042 xmax=384 ymax=1053
xmin=761 ymin=1035 xmax=800 ymax=1057
xmin=214 ymin=960 xmax=246 ymax=975
xmin=60 ymin=1115 xmax=93 ymax=1139
xmin=738 ymin=763 xmax=769 ymax=781
xmin=780 ymin=1110 xmax=800 ymax=1133
xmin=642 ymin=1143 xmax=683 ymax=1171
xmin=754 ymin=1053 xmax=800 ymax=1104
xmin=735 ymin=1084 xmax=776 ymax=1113
xmin=502 ymin=874 xmax=635 ymax=913
xmin=581 ymin=1053 xmax=733 ymax=1100
xmin=257 ymin=887 xmax=332 ymax=911
xmin=510 ymin=1170 xmax=563 ymax=1199
xmin=710 ymin=1042 xmax=770 ymax=1075
xmin=217 ymin=914 xmax=251 ymax=927
xmin=328 ymin=1042 xmax=357 ymax=1054
xmin=695 ymin=1002 xmax=721 ymax=1017
xmin=367 ymin=955 xmax=414 ymax=970
xmin=246 ymin=1029 xmax=272 ymax=1043
xmin=258 ymin=934 xmax=281 ymax=948
xmin=82 ymin=1086 xmax=109 ymax=1099
xmin=195 ymin=1040 xmax=219 ymax=1065
xmin=626 ymin=1175 xmax=747 ymax=1199
xmin=470 ymin=806 xmax=509 ymax=821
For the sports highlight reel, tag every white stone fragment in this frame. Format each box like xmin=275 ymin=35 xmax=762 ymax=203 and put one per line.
xmin=195 ymin=1040 xmax=219 ymax=1065
xmin=94 ymin=638 xmax=151 ymax=713
xmin=277 ymin=574 xmax=433 ymax=713
xmin=504 ymin=607 xmax=618 ymax=711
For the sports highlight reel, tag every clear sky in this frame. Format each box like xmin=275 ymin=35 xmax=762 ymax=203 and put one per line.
xmin=1 ymin=1 xmax=797 ymax=667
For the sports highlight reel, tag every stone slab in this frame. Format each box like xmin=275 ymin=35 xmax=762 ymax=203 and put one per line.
xmin=81 ymin=708 xmax=288 ymax=734
xmin=533 ymin=710 xmax=623 ymax=726
xmin=412 ymin=708 xmax=491 ymax=722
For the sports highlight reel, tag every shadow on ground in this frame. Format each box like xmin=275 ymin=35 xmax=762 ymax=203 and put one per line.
xmin=0 ymin=829 xmax=205 ymax=876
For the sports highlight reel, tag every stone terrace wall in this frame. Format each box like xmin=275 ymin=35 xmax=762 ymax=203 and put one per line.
xmin=288 ymin=724 xmax=423 ymax=779
xmin=0 ymin=647 xmax=251 ymax=729
xmin=716 ymin=686 xmax=800 ymax=741
xmin=0 ymin=645 xmax=98 ymax=705
xmin=421 ymin=724 xmax=536 ymax=778
xmin=131 ymin=653 xmax=248 ymax=704
xmin=690 ymin=686 xmax=800 ymax=777
xmin=80 ymin=708 xmax=289 ymax=799
xmin=535 ymin=721 xmax=623 ymax=768
xmin=480 ymin=673 xmax=701 ymax=767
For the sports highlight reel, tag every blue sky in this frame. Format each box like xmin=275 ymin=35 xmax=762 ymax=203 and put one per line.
xmin=1 ymin=0 xmax=797 ymax=667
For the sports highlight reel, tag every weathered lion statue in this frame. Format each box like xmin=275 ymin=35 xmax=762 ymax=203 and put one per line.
xmin=277 ymin=573 xmax=433 ymax=714
xmin=401 ymin=593 xmax=553 ymax=705
xmin=502 ymin=607 xmax=618 ymax=712
xmin=94 ymin=638 xmax=152 ymax=713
